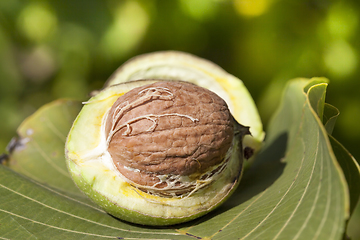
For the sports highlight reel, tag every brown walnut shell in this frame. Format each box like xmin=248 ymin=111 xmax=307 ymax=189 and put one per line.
xmin=105 ymin=81 xmax=234 ymax=195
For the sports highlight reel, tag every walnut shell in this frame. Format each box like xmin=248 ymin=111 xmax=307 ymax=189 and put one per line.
xmin=105 ymin=81 xmax=234 ymax=196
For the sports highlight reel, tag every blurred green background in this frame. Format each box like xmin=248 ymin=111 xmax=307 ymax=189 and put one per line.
xmin=0 ymin=0 xmax=359 ymax=238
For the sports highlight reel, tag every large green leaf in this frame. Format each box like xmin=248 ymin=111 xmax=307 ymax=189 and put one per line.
xmin=1 ymin=78 xmax=359 ymax=239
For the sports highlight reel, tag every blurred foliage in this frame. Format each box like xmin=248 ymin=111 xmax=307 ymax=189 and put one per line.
xmin=0 ymin=0 xmax=359 ymax=238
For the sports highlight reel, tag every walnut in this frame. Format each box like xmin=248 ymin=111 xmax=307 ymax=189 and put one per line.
xmin=105 ymin=81 xmax=234 ymax=197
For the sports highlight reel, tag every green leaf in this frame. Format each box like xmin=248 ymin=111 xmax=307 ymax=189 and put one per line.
xmin=1 ymin=79 xmax=359 ymax=239
xmin=329 ymin=135 xmax=360 ymax=215
xmin=5 ymin=99 xmax=83 ymax=196
xmin=302 ymin=77 xmax=329 ymax=125
xmin=323 ymin=104 xmax=340 ymax=135
xmin=0 ymin=165 xmax=191 ymax=240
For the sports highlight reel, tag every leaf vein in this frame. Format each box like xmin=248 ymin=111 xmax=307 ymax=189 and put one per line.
xmin=30 ymin=140 xmax=71 ymax=178
xmin=313 ymin=142 xmax=333 ymax=240
xmin=239 ymin=139 xmax=306 ymax=240
xmin=277 ymin=130 xmax=321 ymax=240
xmin=0 ymin=208 xmax=122 ymax=239
xmin=209 ymin=189 xmax=269 ymax=239
xmin=0 ymin=183 xmax=183 ymax=236
xmin=44 ymin=116 xmax=67 ymax=142
xmin=29 ymin=178 xmax=106 ymax=213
